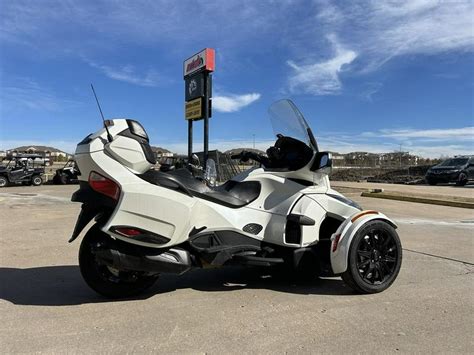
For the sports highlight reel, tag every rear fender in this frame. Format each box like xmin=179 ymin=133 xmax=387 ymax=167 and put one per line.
xmin=330 ymin=211 xmax=397 ymax=274
xmin=68 ymin=182 xmax=117 ymax=242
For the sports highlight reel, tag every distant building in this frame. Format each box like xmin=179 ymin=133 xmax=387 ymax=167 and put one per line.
xmin=151 ymin=146 xmax=173 ymax=160
xmin=379 ymin=152 xmax=418 ymax=167
xmin=6 ymin=146 xmax=72 ymax=161
xmin=331 ymin=151 xmax=421 ymax=168
xmin=0 ymin=150 xmax=6 ymax=159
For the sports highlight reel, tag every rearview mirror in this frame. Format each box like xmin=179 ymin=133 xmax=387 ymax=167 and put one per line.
xmin=191 ymin=154 xmax=200 ymax=167
xmin=311 ymin=151 xmax=332 ymax=173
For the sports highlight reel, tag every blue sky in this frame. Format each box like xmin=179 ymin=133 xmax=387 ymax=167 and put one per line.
xmin=1 ymin=0 xmax=473 ymax=157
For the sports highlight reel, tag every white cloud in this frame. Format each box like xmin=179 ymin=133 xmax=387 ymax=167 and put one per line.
xmin=378 ymin=127 xmax=474 ymax=140
xmin=317 ymin=125 xmax=474 ymax=158
xmin=0 ymin=1 xmax=292 ymax=54
xmin=287 ymin=0 xmax=474 ymax=95
xmin=316 ymin=0 xmax=474 ymax=72
xmin=287 ymin=35 xmax=357 ymax=95
xmin=88 ymin=61 xmax=161 ymax=87
xmin=158 ymin=130 xmax=473 ymax=158
xmin=318 ymin=139 xmax=472 ymax=159
xmin=0 ymin=78 xmax=79 ymax=114
xmin=213 ymin=93 xmax=261 ymax=113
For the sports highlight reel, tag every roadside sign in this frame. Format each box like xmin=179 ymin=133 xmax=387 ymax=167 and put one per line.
xmin=185 ymin=72 xmax=205 ymax=101
xmin=185 ymin=98 xmax=202 ymax=120
xmin=183 ymin=48 xmax=215 ymax=77
xmin=184 ymin=47 xmax=214 ymax=166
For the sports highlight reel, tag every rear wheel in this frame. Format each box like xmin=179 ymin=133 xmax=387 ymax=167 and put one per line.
xmin=79 ymin=225 xmax=158 ymax=298
xmin=0 ymin=176 xmax=8 ymax=187
xmin=456 ymin=173 xmax=468 ymax=186
xmin=59 ymin=173 xmax=69 ymax=184
xmin=342 ymin=220 xmax=402 ymax=294
xmin=426 ymin=179 xmax=437 ymax=186
xmin=32 ymin=176 xmax=43 ymax=186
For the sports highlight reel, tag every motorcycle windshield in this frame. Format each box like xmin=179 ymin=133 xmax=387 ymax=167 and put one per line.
xmin=268 ymin=99 xmax=318 ymax=151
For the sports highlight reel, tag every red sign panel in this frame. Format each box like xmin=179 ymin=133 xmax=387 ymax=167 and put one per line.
xmin=183 ymin=48 xmax=215 ymax=77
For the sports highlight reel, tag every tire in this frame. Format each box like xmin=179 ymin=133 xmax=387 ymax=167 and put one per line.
xmin=0 ymin=176 xmax=8 ymax=187
xmin=59 ymin=173 xmax=69 ymax=184
xmin=342 ymin=220 xmax=402 ymax=294
xmin=79 ymin=225 xmax=158 ymax=298
xmin=455 ymin=173 xmax=468 ymax=186
xmin=32 ymin=176 xmax=43 ymax=186
xmin=426 ymin=179 xmax=437 ymax=186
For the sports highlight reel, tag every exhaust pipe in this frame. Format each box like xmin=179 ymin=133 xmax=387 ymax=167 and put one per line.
xmin=94 ymin=246 xmax=193 ymax=275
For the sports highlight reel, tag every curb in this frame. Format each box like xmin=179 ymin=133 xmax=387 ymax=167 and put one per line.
xmin=360 ymin=191 xmax=474 ymax=209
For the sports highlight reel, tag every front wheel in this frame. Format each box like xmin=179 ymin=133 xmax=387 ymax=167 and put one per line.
xmin=79 ymin=225 xmax=158 ymax=298
xmin=32 ymin=176 xmax=43 ymax=186
xmin=342 ymin=220 xmax=402 ymax=294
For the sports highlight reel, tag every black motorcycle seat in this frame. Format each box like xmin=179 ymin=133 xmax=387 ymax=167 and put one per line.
xmin=138 ymin=169 xmax=261 ymax=208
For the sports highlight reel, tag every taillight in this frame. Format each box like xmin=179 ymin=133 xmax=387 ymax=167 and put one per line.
xmin=110 ymin=226 xmax=170 ymax=245
xmin=89 ymin=171 xmax=120 ymax=200
xmin=115 ymin=228 xmax=141 ymax=236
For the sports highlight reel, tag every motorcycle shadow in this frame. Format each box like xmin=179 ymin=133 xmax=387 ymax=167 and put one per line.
xmin=0 ymin=265 xmax=355 ymax=306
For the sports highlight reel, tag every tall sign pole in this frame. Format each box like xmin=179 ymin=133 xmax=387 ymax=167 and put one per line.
xmin=183 ymin=48 xmax=215 ymax=168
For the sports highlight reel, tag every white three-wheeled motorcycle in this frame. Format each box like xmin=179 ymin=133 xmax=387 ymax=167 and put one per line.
xmin=70 ymin=99 xmax=402 ymax=298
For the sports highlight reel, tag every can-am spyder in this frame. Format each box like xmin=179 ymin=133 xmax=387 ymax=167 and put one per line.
xmin=70 ymin=99 xmax=402 ymax=298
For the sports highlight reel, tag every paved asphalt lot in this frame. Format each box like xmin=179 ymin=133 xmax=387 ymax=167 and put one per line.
xmin=0 ymin=184 xmax=473 ymax=353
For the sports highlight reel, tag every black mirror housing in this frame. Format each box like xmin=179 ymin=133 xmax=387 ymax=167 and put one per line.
xmin=310 ymin=151 xmax=333 ymax=172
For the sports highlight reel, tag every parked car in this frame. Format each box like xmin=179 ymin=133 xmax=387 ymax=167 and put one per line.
xmin=53 ymin=160 xmax=80 ymax=184
xmin=0 ymin=154 xmax=45 ymax=187
xmin=425 ymin=155 xmax=474 ymax=186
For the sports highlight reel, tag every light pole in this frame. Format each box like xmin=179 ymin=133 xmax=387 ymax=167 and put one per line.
xmin=399 ymin=144 xmax=402 ymax=168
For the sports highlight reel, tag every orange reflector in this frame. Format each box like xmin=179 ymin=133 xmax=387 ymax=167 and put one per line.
xmin=351 ymin=210 xmax=379 ymax=223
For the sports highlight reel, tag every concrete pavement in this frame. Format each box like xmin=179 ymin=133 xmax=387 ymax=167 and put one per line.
xmin=0 ymin=185 xmax=473 ymax=353
xmin=331 ymin=180 xmax=474 ymax=198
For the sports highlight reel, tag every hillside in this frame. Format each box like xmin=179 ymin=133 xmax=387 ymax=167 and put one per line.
xmin=224 ymin=147 xmax=266 ymax=156
xmin=151 ymin=146 xmax=171 ymax=154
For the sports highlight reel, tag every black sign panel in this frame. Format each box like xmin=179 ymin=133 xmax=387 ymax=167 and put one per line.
xmin=185 ymin=72 xmax=205 ymax=101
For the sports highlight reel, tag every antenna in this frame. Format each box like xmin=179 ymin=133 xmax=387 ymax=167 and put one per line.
xmin=91 ymin=84 xmax=113 ymax=143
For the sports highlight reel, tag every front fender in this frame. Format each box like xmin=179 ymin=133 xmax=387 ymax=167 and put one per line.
xmin=330 ymin=210 xmax=397 ymax=274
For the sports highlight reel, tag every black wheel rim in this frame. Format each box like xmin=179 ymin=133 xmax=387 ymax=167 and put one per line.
xmin=356 ymin=229 xmax=398 ymax=285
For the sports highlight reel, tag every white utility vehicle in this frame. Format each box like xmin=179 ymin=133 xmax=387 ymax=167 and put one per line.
xmin=70 ymin=99 xmax=402 ymax=298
